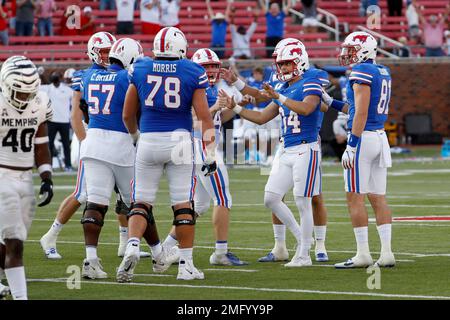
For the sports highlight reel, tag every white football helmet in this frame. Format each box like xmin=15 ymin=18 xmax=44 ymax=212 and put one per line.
xmin=87 ymin=31 xmax=117 ymax=66
xmin=192 ymin=48 xmax=221 ymax=84
xmin=0 ymin=56 xmax=40 ymax=112
xmin=109 ymin=38 xmax=144 ymax=70
xmin=338 ymin=31 xmax=377 ymax=66
xmin=272 ymin=38 xmax=306 ymax=59
xmin=275 ymin=44 xmax=309 ymax=82
xmin=63 ymin=68 xmax=75 ymax=80
xmin=153 ymin=27 xmax=188 ymax=59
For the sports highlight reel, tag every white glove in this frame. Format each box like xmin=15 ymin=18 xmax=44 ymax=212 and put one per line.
xmin=321 ymin=88 xmax=333 ymax=106
xmin=341 ymin=145 xmax=356 ymax=170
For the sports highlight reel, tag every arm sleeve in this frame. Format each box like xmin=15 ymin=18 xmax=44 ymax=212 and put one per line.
xmin=302 ymin=79 xmax=323 ymax=98
xmin=247 ymin=22 xmax=258 ymax=39
xmin=348 ymin=65 xmax=373 ymax=86
xmin=71 ymin=70 xmax=84 ymax=92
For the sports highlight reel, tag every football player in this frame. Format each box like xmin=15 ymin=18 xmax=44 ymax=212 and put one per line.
xmin=223 ymin=43 xmax=324 ymax=267
xmin=79 ymin=38 xmax=150 ymax=279
xmin=221 ymin=38 xmax=331 ymax=263
xmin=0 ymin=56 xmax=54 ymax=299
xmin=39 ymin=32 xmax=147 ymax=259
xmin=321 ymin=32 xmax=395 ymax=268
xmin=117 ymin=27 xmax=216 ymax=281
xmin=161 ymin=48 xmax=248 ymax=266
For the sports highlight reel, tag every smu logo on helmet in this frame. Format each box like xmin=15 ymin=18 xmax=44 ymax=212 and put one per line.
xmin=92 ymin=37 xmax=103 ymax=45
xmin=352 ymin=35 xmax=369 ymax=43
xmin=290 ymin=47 xmax=302 ymax=56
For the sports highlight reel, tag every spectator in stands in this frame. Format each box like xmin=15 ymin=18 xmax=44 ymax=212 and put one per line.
xmin=387 ymin=0 xmax=402 ymax=17
xmin=445 ymin=30 xmax=450 ymax=56
xmin=60 ymin=5 xmax=78 ymax=36
xmin=0 ymin=3 xmax=8 ymax=45
xmin=359 ymin=0 xmax=378 ymax=17
xmin=230 ymin=6 xmax=259 ymax=59
xmin=394 ymin=36 xmax=411 ymax=57
xmin=406 ymin=0 xmax=420 ymax=44
xmin=419 ymin=11 xmax=446 ymax=57
xmin=116 ymin=0 xmax=135 ymax=34
xmin=41 ymin=71 xmax=74 ymax=171
xmin=160 ymin=0 xmax=180 ymax=28
xmin=141 ymin=0 xmax=161 ymax=36
xmin=79 ymin=6 xmax=95 ymax=36
xmin=16 ymin=0 xmax=37 ymax=36
xmin=206 ymin=0 xmax=232 ymax=59
xmin=101 ymin=0 xmax=116 ymax=11
xmin=260 ymin=0 xmax=291 ymax=58
xmin=9 ymin=0 xmax=16 ymax=30
xmin=301 ymin=0 xmax=318 ymax=33
xmin=36 ymin=0 xmax=57 ymax=36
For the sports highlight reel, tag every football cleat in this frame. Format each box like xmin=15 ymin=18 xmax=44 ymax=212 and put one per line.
xmin=210 ymin=252 xmax=249 ymax=266
xmin=177 ymin=259 xmax=205 ymax=280
xmin=258 ymin=250 xmax=289 ymax=262
xmin=152 ymin=248 xmax=171 ymax=273
xmin=0 ymin=283 xmax=10 ymax=300
xmin=315 ymin=251 xmax=329 ymax=262
xmin=40 ymin=233 xmax=62 ymax=259
xmin=374 ymin=252 xmax=396 ymax=268
xmin=164 ymin=246 xmax=180 ymax=266
xmin=284 ymin=255 xmax=312 ymax=267
xmin=335 ymin=254 xmax=373 ymax=269
xmin=118 ymin=242 xmax=151 ymax=258
xmin=116 ymin=244 xmax=140 ymax=283
xmin=82 ymin=258 xmax=108 ymax=279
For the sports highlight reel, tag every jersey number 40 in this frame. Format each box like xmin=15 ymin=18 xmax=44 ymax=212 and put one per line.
xmin=145 ymin=75 xmax=181 ymax=109
xmin=2 ymin=128 xmax=35 ymax=153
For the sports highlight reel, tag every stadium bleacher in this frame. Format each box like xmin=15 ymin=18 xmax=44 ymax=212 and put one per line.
xmin=0 ymin=0 xmax=448 ymax=62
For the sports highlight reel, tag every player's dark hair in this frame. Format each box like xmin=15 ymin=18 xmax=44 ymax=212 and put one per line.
xmin=154 ymin=57 xmax=180 ymax=61
xmin=253 ymin=67 xmax=264 ymax=74
xmin=109 ymin=57 xmax=124 ymax=69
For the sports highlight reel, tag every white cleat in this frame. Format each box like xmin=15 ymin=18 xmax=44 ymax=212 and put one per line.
xmin=82 ymin=258 xmax=108 ymax=279
xmin=40 ymin=233 xmax=62 ymax=259
xmin=164 ymin=246 xmax=180 ymax=266
xmin=374 ymin=252 xmax=396 ymax=268
xmin=117 ymin=242 xmax=126 ymax=257
xmin=116 ymin=243 xmax=140 ymax=282
xmin=177 ymin=259 xmax=205 ymax=280
xmin=152 ymin=248 xmax=171 ymax=273
xmin=0 ymin=283 xmax=10 ymax=300
xmin=335 ymin=254 xmax=373 ymax=269
xmin=315 ymin=250 xmax=329 ymax=262
xmin=284 ymin=255 xmax=312 ymax=267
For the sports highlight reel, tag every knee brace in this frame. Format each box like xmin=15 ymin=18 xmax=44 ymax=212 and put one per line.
xmin=115 ymin=198 xmax=130 ymax=215
xmin=173 ymin=207 xmax=196 ymax=226
xmin=128 ymin=203 xmax=155 ymax=225
xmin=81 ymin=202 xmax=108 ymax=227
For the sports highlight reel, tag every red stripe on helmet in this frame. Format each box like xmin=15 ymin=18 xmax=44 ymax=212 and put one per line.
xmin=205 ymin=49 xmax=213 ymax=60
xmin=104 ymin=32 xmax=115 ymax=44
xmin=160 ymin=27 xmax=170 ymax=53
xmin=111 ymin=38 xmax=125 ymax=53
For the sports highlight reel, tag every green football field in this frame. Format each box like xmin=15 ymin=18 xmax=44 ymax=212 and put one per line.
xmin=18 ymin=153 xmax=450 ymax=300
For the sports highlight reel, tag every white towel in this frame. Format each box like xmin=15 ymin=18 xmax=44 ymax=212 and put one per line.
xmin=378 ymin=131 xmax=392 ymax=168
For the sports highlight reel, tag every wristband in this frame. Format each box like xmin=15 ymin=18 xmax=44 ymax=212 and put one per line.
xmin=348 ymin=133 xmax=360 ymax=148
xmin=233 ymin=105 xmax=243 ymax=114
xmin=330 ymin=99 xmax=346 ymax=112
xmin=232 ymin=78 xmax=245 ymax=91
xmin=278 ymin=94 xmax=287 ymax=104
xmin=35 ymin=136 xmax=49 ymax=144
xmin=38 ymin=163 xmax=52 ymax=174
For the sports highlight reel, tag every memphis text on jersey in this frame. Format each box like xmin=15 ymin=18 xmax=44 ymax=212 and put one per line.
xmin=1 ymin=112 xmax=38 ymax=127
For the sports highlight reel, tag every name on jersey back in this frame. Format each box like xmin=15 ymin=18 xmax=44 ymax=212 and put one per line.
xmin=152 ymin=63 xmax=177 ymax=73
xmin=90 ymin=73 xmax=118 ymax=82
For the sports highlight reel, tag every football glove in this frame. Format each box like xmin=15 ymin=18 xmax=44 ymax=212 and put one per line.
xmin=201 ymin=160 xmax=217 ymax=177
xmin=38 ymin=178 xmax=54 ymax=207
xmin=79 ymin=98 xmax=90 ymax=124
xmin=341 ymin=145 xmax=356 ymax=170
xmin=321 ymin=88 xmax=333 ymax=106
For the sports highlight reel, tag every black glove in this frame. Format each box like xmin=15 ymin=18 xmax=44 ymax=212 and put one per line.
xmin=38 ymin=178 xmax=53 ymax=207
xmin=201 ymin=160 xmax=217 ymax=177
xmin=79 ymin=98 xmax=90 ymax=124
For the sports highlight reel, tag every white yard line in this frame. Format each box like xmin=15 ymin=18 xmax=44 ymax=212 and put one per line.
xmin=26 ymin=240 xmax=450 ymax=258
xmin=27 ymin=278 xmax=450 ymax=300
xmin=203 ymin=268 xmax=258 ymax=273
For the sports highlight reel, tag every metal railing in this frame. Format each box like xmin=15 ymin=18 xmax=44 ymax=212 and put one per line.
xmin=356 ymin=25 xmax=408 ymax=59
xmin=317 ymin=7 xmax=341 ymax=40
xmin=289 ymin=8 xmax=340 ymax=41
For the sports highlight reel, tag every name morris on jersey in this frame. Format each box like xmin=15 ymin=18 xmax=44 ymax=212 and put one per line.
xmin=1 ymin=116 xmax=38 ymax=127
xmin=152 ymin=63 xmax=177 ymax=73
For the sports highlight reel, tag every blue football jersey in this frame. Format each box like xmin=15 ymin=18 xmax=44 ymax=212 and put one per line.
xmin=346 ymin=60 xmax=391 ymax=131
xmin=82 ymin=64 xmax=129 ymax=133
xmin=246 ymin=78 xmax=270 ymax=109
xmin=206 ymin=85 xmax=218 ymax=107
xmin=273 ymin=77 xmax=323 ymax=148
xmin=303 ymin=67 xmax=329 ymax=131
xmin=129 ymin=57 xmax=209 ymax=133
xmin=71 ymin=63 xmax=105 ymax=92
